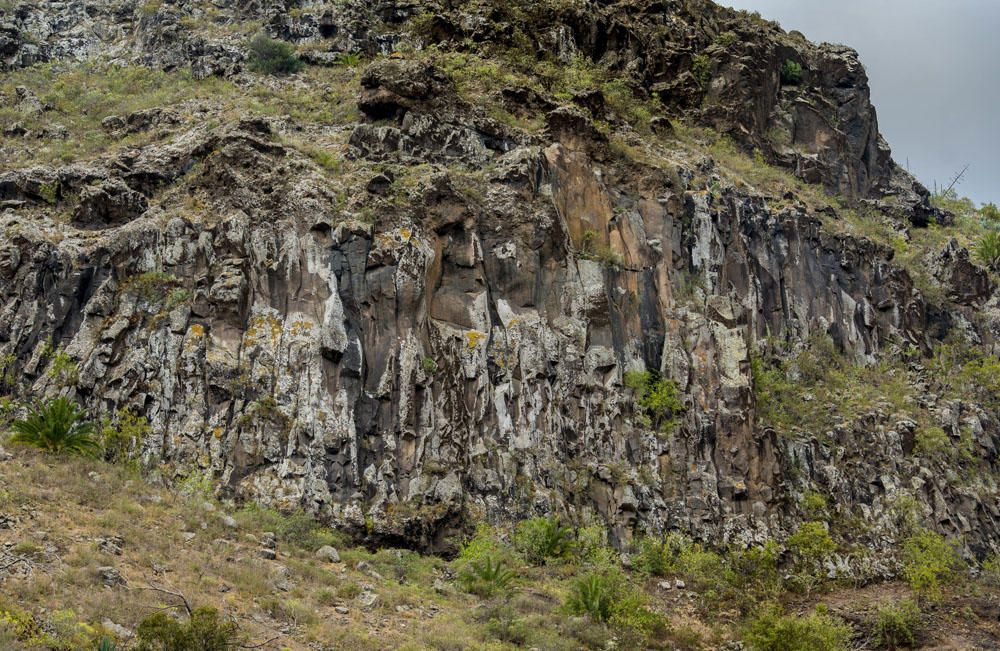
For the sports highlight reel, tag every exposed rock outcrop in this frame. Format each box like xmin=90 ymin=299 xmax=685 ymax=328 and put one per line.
xmin=0 ymin=0 xmax=997 ymax=567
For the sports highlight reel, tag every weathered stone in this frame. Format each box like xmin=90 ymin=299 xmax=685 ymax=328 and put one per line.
xmin=316 ymin=545 xmax=341 ymax=563
xmin=97 ymin=566 xmax=126 ymax=587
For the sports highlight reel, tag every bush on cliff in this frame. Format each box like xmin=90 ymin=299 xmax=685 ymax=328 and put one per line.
xmin=780 ymin=59 xmax=803 ymax=85
xmin=623 ymin=371 xmax=684 ymax=432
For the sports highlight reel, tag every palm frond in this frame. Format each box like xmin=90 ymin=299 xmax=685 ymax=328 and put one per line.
xmin=9 ymin=397 xmax=101 ymax=457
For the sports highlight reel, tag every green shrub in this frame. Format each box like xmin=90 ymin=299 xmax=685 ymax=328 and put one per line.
xmin=457 ymin=523 xmax=511 ymax=564
xmin=8 ymin=397 xmax=101 ymax=457
xmin=333 ymin=52 xmax=363 ymax=67
xmin=787 ymin=521 xmax=836 ymax=566
xmin=902 ymin=530 xmax=964 ymax=600
xmin=566 ymin=568 xmax=667 ymax=640
xmin=45 ymin=347 xmax=78 ymax=386
xmin=234 ymin=504 xmax=343 ymax=551
xmin=802 ymin=491 xmax=829 ymax=519
xmin=959 ymin=356 xmax=1000 ymax=406
xmin=576 ymin=523 xmax=616 ymax=566
xmin=634 ymin=533 xmax=688 ymax=576
xmin=914 ymin=427 xmax=949 ymax=456
xmin=974 ymin=230 xmax=1000 ymax=271
xmin=459 ymin=555 xmax=516 ymax=597
xmin=691 ymin=54 xmax=713 ymax=88
xmin=725 ymin=541 xmax=782 ymax=608
xmin=247 ymin=34 xmax=303 ymax=75
xmin=872 ymin=599 xmax=920 ymax=649
xmin=135 ymin=607 xmax=242 ymax=651
xmin=567 ymin=573 xmax=616 ymax=622
xmin=980 ymin=202 xmax=1000 ymax=222
xmin=0 ymin=352 xmax=16 ymax=394
xmin=514 ymin=516 xmax=574 ymax=565
xmin=984 ymin=553 xmax=1000 ymax=582
xmin=787 ymin=521 xmax=836 ymax=593
xmin=623 ymin=371 xmax=684 ymax=432
xmin=780 ymin=60 xmax=803 ymax=85
xmin=99 ymin=408 xmax=150 ymax=464
xmin=421 ymin=357 xmax=438 ymax=374
xmin=715 ymin=31 xmax=738 ymax=48
xmin=743 ymin=604 xmax=851 ymax=651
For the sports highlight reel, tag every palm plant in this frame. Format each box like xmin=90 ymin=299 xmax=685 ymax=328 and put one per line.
xmin=974 ymin=230 xmax=1000 ymax=271
xmin=460 ymin=555 xmax=516 ymax=597
xmin=567 ymin=573 xmax=615 ymax=622
xmin=9 ymin=397 xmax=101 ymax=456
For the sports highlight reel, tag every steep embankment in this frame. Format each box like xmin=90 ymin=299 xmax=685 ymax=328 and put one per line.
xmin=1 ymin=0 xmax=999 ymax=574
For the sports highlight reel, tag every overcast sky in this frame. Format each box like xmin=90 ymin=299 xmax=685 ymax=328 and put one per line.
xmin=719 ymin=0 xmax=999 ymax=206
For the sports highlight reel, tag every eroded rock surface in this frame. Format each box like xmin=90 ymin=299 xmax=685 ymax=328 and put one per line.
xmin=0 ymin=0 xmax=997 ymax=566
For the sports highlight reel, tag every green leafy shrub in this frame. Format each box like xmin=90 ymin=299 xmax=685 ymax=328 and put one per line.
xmin=984 ymin=553 xmax=1000 ymax=582
xmin=959 ymin=355 xmax=1000 ymax=406
xmin=457 ymin=523 xmax=511 ymax=563
xmin=421 ymin=356 xmax=438 ymax=374
xmin=576 ymin=523 xmax=616 ymax=566
xmin=247 ymin=34 xmax=303 ymax=75
xmin=623 ymin=371 xmax=684 ymax=432
xmin=691 ymin=54 xmax=713 ymax=88
xmin=743 ymin=604 xmax=851 ymax=651
xmin=0 ymin=353 xmax=17 ymax=394
xmin=872 ymin=598 xmax=921 ymax=649
xmin=902 ymin=530 xmax=964 ymax=600
xmin=780 ymin=59 xmax=803 ymax=85
xmin=980 ymin=202 xmax=1000 ymax=222
xmin=8 ymin=397 xmax=101 ymax=456
xmin=802 ymin=491 xmax=829 ymax=519
xmin=45 ymin=347 xmax=78 ymax=387
xmin=788 ymin=521 xmax=836 ymax=566
xmin=136 ymin=607 xmax=242 ymax=651
xmin=100 ymin=408 xmax=150 ymax=464
xmin=459 ymin=555 xmax=516 ymax=597
xmin=715 ymin=31 xmax=738 ymax=48
xmin=974 ymin=230 xmax=1000 ymax=271
xmin=787 ymin=521 xmax=836 ymax=593
xmin=514 ymin=516 xmax=574 ymax=565
xmin=725 ymin=541 xmax=782 ymax=609
xmin=566 ymin=567 xmax=666 ymax=644
xmin=634 ymin=533 xmax=689 ymax=576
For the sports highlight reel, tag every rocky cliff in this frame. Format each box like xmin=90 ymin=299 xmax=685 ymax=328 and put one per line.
xmin=1 ymin=0 xmax=998 ymax=570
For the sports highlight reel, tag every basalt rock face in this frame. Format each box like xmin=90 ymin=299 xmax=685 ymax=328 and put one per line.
xmin=1 ymin=1 xmax=998 ymax=563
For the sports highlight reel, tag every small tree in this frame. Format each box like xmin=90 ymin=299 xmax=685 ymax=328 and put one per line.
xmin=8 ymin=397 xmax=100 ymax=457
xmin=247 ymin=34 xmax=303 ymax=75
